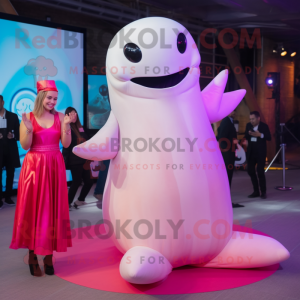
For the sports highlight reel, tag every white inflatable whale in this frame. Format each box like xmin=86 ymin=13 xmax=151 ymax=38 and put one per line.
xmin=74 ymin=17 xmax=289 ymax=284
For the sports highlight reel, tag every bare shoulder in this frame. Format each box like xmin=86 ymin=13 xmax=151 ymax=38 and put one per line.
xmin=58 ymin=112 xmax=65 ymax=121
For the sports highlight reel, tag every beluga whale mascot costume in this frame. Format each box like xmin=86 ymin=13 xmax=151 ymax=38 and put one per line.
xmin=74 ymin=17 xmax=289 ymax=284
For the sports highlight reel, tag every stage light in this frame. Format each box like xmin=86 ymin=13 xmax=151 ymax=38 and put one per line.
xmin=265 ymin=73 xmax=279 ymax=89
xmin=265 ymin=76 xmax=274 ymax=88
xmin=281 ymin=50 xmax=287 ymax=56
xmin=273 ymin=45 xmax=277 ymax=53
xmin=291 ymin=52 xmax=296 ymax=57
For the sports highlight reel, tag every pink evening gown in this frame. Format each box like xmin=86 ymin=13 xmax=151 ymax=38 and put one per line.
xmin=10 ymin=112 xmax=72 ymax=255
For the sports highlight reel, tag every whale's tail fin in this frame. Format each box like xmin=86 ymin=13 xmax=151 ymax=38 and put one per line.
xmin=195 ymin=232 xmax=289 ymax=269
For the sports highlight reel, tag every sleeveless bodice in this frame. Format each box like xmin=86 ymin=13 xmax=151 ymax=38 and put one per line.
xmin=30 ymin=112 xmax=61 ymax=151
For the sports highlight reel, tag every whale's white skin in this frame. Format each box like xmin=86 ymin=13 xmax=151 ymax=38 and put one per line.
xmin=74 ymin=17 xmax=290 ymax=284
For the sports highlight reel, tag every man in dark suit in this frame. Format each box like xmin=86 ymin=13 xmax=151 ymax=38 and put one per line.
xmin=244 ymin=111 xmax=271 ymax=199
xmin=218 ymin=110 xmax=244 ymax=208
xmin=0 ymin=95 xmax=21 ymax=209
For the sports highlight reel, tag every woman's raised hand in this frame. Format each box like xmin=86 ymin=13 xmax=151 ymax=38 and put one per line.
xmin=22 ymin=113 xmax=33 ymax=132
xmin=64 ymin=112 xmax=77 ymax=124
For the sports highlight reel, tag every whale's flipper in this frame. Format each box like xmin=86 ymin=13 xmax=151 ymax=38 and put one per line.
xmin=73 ymin=111 xmax=119 ymax=161
xmin=212 ymin=89 xmax=246 ymax=123
xmin=202 ymin=69 xmax=246 ymax=123
xmin=120 ymin=246 xmax=172 ymax=284
xmin=202 ymin=69 xmax=228 ymax=122
xmin=193 ymin=232 xmax=290 ymax=269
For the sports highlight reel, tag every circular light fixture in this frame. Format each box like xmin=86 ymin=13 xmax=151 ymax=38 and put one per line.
xmin=265 ymin=73 xmax=278 ymax=89
xmin=281 ymin=51 xmax=287 ymax=56
xmin=291 ymin=52 xmax=296 ymax=57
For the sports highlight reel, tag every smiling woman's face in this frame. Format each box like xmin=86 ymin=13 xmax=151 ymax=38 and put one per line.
xmin=43 ymin=91 xmax=58 ymax=111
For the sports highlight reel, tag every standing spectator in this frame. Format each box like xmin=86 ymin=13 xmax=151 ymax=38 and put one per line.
xmin=217 ymin=110 xmax=244 ymax=208
xmin=0 ymin=95 xmax=20 ymax=209
xmin=62 ymin=107 xmax=94 ymax=209
xmin=94 ymin=160 xmax=110 ymax=203
xmin=244 ymin=111 xmax=271 ymax=199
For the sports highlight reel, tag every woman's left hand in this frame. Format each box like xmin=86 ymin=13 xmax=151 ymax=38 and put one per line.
xmin=64 ymin=112 xmax=77 ymax=124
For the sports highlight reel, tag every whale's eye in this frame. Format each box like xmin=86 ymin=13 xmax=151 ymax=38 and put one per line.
xmin=177 ymin=33 xmax=187 ymax=54
xmin=123 ymin=43 xmax=142 ymax=63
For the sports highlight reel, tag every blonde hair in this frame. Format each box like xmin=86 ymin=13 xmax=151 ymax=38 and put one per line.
xmin=32 ymin=91 xmax=57 ymax=118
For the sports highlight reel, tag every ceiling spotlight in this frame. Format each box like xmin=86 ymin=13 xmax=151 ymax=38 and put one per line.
xmin=273 ymin=45 xmax=278 ymax=53
xmin=291 ymin=52 xmax=296 ymax=57
xmin=281 ymin=50 xmax=287 ymax=56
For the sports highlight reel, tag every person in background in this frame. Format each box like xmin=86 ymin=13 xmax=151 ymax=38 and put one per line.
xmin=0 ymin=95 xmax=20 ymax=209
xmin=244 ymin=111 xmax=271 ymax=199
xmin=63 ymin=107 xmax=94 ymax=209
xmin=217 ymin=110 xmax=244 ymax=208
xmin=92 ymin=101 xmax=111 ymax=204
xmin=94 ymin=160 xmax=110 ymax=203
xmin=10 ymin=80 xmax=73 ymax=276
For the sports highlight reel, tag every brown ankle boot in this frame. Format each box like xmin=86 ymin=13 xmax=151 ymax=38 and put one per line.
xmin=43 ymin=254 xmax=54 ymax=275
xmin=28 ymin=250 xmax=43 ymax=277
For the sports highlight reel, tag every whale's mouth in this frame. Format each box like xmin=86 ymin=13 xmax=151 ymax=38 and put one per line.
xmin=131 ymin=67 xmax=189 ymax=89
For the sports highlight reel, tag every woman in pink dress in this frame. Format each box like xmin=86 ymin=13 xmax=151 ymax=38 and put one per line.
xmin=10 ymin=80 xmax=75 ymax=277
